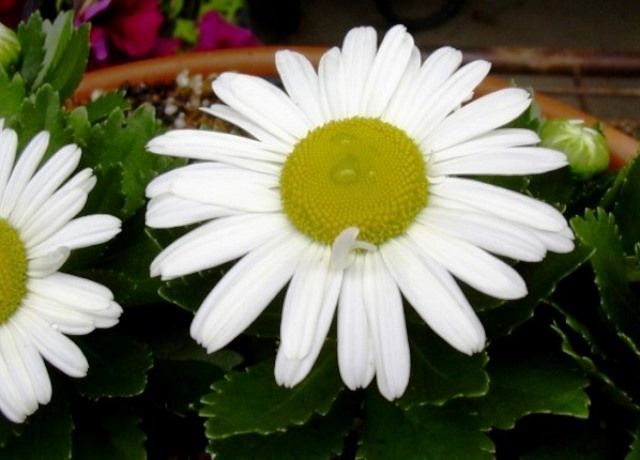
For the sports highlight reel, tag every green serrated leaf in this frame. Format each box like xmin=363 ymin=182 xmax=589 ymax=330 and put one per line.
xmin=67 ymin=106 xmax=91 ymax=145
xmin=209 ymin=394 xmax=356 ymax=460
xmin=34 ymin=12 xmax=74 ymax=88
xmin=75 ymin=332 xmax=154 ymax=399
xmin=40 ymin=24 xmax=89 ymax=101
xmin=201 ymin=344 xmax=343 ymax=440
xmin=611 ymin=157 xmax=640 ymax=252
xmin=398 ymin=323 xmax=489 ymax=409
xmin=14 ymin=84 xmax=73 ymax=156
xmin=572 ymin=209 xmax=640 ymax=357
xmin=0 ymin=68 xmax=25 ymax=122
xmin=0 ymin=390 xmax=72 ymax=460
xmin=479 ymin=244 xmax=593 ymax=337
xmin=16 ymin=12 xmax=45 ymax=88
xmin=73 ymin=405 xmax=145 ymax=460
xmin=86 ymin=91 xmax=130 ymax=124
xmin=359 ymin=393 xmax=494 ymax=460
xmin=628 ymin=428 xmax=640 ymax=460
xmin=472 ymin=347 xmax=590 ymax=430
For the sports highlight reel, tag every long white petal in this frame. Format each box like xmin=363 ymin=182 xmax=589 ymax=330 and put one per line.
xmin=381 ymin=237 xmax=486 ymax=354
xmin=429 ymin=147 xmax=567 ymax=176
xmin=528 ymin=225 xmax=576 ymax=253
xmin=201 ymin=104 xmax=292 ymax=153
xmin=418 ymin=207 xmax=546 ymax=262
xmin=424 ymin=88 xmax=532 ymax=151
xmin=27 ymin=247 xmax=70 ymax=278
xmin=8 ymin=322 xmax=51 ymax=404
xmin=275 ymin=50 xmax=325 ymax=127
xmin=27 ymin=273 xmax=114 ymax=314
xmin=275 ymin=255 xmax=343 ymax=387
xmin=338 ymin=255 xmax=375 ymax=390
xmin=151 ymin=213 xmax=289 ymax=280
xmin=361 ymin=25 xmax=414 ymax=117
xmin=28 ymin=214 xmax=121 ymax=258
xmin=0 ymin=331 xmax=31 ymax=422
xmin=0 ymin=328 xmax=39 ymax=415
xmin=430 ymin=177 xmax=568 ymax=232
xmin=361 ymin=252 xmax=410 ymax=400
xmin=0 ymin=132 xmax=49 ymax=216
xmin=213 ymin=72 xmax=311 ymax=143
xmin=24 ymin=299 xmax=96 ymax=335
xmin=318 ymin=47 xmax=348 ymax=120
xmin=146 ymin=194 xmax=235 ymax=229
xmin=340 ymin=26 xmax=377 ymax=116
xmin=11 ymin=144 xmax=81 ymax=227
xmin=380 ymin=46 xmax=421 ymax=126
xmin=146 ymin=162 xmax=236 ymax=198
xmin=0 ymin=128 xmax=18 ymax=204
xmin=191 ymin=231 xmax=308 ymax=352
xmin=13 ymin=309 xmax=88 ymax=378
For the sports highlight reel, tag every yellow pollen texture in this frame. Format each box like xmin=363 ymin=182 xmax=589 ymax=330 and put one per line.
xmin=0 ymin=218 xmax=28 ymax=324
xmin=280 ymin=117 xmax=428 ymax=245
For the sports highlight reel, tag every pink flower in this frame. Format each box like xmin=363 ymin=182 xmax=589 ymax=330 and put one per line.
xmin=76 ymin=0 xmax=164 ymax=62
xmin=194 ymin=11 xmax=258 ymax=51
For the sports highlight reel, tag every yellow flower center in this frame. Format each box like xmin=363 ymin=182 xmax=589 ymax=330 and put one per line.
xmin=280 ymin=117 xmax=428 ymax=245
xmin=0 ymin=218 xmax=28 ymax=323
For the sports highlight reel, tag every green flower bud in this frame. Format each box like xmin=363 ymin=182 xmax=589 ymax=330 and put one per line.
xmin=0 ymin=22 xmax=20 ymax=70
xmin=539 ymin=119 xmax=609 ymax=178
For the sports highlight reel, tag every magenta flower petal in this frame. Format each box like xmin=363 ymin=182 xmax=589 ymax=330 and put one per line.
xmin=195 ymin=11 xmax=259 ymax=51
xmin=106 ymin=0 xmax=164 ymax=57
xmin=153 ymin=37 xmax=183 ymax=56
xmin=75 ymin=0 xmax=112 ymax=25
xmin=89 ymin=26 xmax=109 ymax=62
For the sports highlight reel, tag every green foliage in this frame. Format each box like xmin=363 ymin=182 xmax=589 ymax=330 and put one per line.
xmin=201 ymin=345 xmax=343 ymax=440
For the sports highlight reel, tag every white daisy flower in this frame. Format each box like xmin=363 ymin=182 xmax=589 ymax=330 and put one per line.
xmin=146 ymin=25 xmax=573 ymax=400
xmin=0 ymin=121 xmax=122 ymax=422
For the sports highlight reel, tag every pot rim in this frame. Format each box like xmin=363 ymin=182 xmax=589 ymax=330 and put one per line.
xmin=75 ymin=46 xmax=638 ymax=168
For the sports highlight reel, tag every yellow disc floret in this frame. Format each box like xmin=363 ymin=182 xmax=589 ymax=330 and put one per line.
xmin=0 ymin=218 xmax=28 ymax=323
xmin=280 ymin=117 xmax=428 ymax=245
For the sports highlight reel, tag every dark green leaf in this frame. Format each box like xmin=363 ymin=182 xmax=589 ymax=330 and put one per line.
xmin=201 ymin=344 xmax=343 ymax=439
xmin=628 ymin=428 xmax=640 ymax=460
xmin=359 ymin=393 xmax=494 ymax=460
xmin=86 ymin=91 xmax=130 ymax=124
xmin=1 ymin=390 xmax=72 ymax=460
xmin=479 ymin=245 xmax=593 ymax=337
xmin=148 ymin=359 xmax=224 ymax=413
xmin=572 ymin=209 xmax=640 ymax=357
xmin=33 ymin=12 xmax=73 ymax=88
xmin=472 ymin=347 xmax=590 ymax=430
xmin=40 ymin=24 xmax=89 ymax=101
xmin=0 ymin=68 xmax=25 ymax=122
xmin=16 ymin=12 xmax=45 ymax=88
xmin=611 ymin=157 xmax=640 ymax=252
xmin=75 ymin=333 xmax=154 ymax=399
xmin=399 ymin=323 xmax=489 ymax=408
xmin=73 ymin=406 xmax=145 ymax=460
xmin=209 ymin=394 xmax=356 ymax=460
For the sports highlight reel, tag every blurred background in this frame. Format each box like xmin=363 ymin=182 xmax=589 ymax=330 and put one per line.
xmin=3 ymin=0 xmax=640 ymax=136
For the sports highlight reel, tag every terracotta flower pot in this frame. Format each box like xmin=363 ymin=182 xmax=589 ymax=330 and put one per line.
xmin=75 ymin=46 xmax=638 ymax=168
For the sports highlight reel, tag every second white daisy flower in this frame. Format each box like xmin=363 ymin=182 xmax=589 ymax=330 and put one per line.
xmin=146 ymin=25 xmax=573 ymax=400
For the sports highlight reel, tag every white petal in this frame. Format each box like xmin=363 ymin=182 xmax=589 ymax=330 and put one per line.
xmin=275 ymin=50 xmax=325 ymax=127
xmin=529 ymin=226 xmax=576 ymax=253
xmin=13 ymin=309 xmax=88 ymax=378
xmin=20 ymin=188 xmax=86 ymax=247
xmin=429 ymin=147 xmax=567 ymax=176
xmin=419 ymin=207 xmax=546 ymax=262
xmin=0 ymin=331 xmax=31 ymax=422
xmin=407 ymin=60 xmax=491 ymax=140
xmin=430 ymin=177 xmax=568 ymax=232
xmin=361 ymin=25 xmax=415 ymax=117
xmin=24 ymin=298 xmax=96 ymax=335
xmin=388 ymin=46 xmax=463 ymax=130
xmin=11 ymin=144 xmax=81 ymax=227
xmin=170 ymin=172 xmax=281 ymax=213
xmin=147 ymin=130 xmax=283 ymax=175
xmin=146 ymin=162 xmax=232 ymax=198
xmin=29 ymin=214 xmax=121 ymax=258
xmin=27 ymin=247 xmax=70 ymax=278
xmin=361 ymin=252 xmax=410 ymax=400
xmin=0 ymin=131 xmax=49 ymax=216
xmin=424 ymin=88 xmax=533 ymax=150
xmin=380 ymin=45 xmax=421 ymax=126
xmin=340 ymin=26 xmax=377 ymax=116
xmin=381 ymin=237 xmax=486 ymax=354
xmin=0 ymin=327 xmax=39 ymax=416
xmin=7 ymin=322 xmax=51 ymax=404
xmin=318 ymin=47 xmax=348 ymax=120
xmin=191 ymin=231 xmax=308 ymax=352
xmin=57 ymin=168 xmax=95 ymax=194
xmin=201 ymin=104 xmax=292 ymax=153
xmin=146 ymin=194 xmax=235 ymax=229
xmin=429 ymin=128 xmax=542 ymax=162
xmin=408 ymin=224 xmax=527 ymax=299
xmin=275 ymin=254 xmax=343 ymax=387
xmin=338 ymin=255 xmax=375 ymax=390
xmin=213 ymin=72 xmax=311 ymax=142
xmin=0 ymin=128 xmax=18 ymax=203
xmin=27 ymin=273 xmax=114 ymax=314
xmin=151 ymin=213 xmax=289 ymax=280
